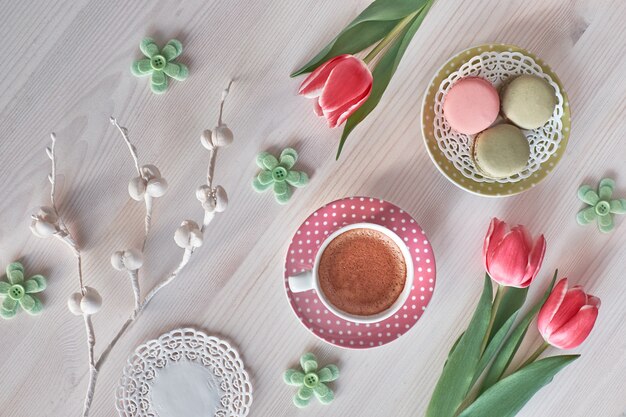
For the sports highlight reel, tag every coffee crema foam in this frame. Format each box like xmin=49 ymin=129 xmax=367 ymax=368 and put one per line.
xmin=318 ymin=228 xmax=406 ymax=316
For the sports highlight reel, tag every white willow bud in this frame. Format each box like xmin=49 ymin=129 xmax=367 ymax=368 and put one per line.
xmin=128 ymin=165 xmax=167 ymax=200
xmin=67 ymin=287 xmax=102 ymax=315
xmin=214 ymin=186 xmax=228 ymax=212
xmin=110 ymin=251 xmax=125 ymax=270
xmin=123 ymin=249 xmax=144 ymax=270
xmin=195 ymin=185 xmax=216 ymax=212
xmin=196 ymin=184 xmax=211 ymax=202
xmin=80 ymin=287 xmax=102 ymax=315
xmin=212 ymin=125 xmax=233 ymax=147
xmin=31 ymin=220 xmax=58 ymax=238
xmin=141 ymin=164 xmax=161 ymax=180
xmin=200 ymin=129 xmax=213 ymax=150
xmin=128 ymin=177 xmax=146 ymax=201
xmin=67 ymin=292 xmax=83 ymax=315
xmin=174 ymin=220 xmax=203 ymax=249
xmin=146 ymin=178 xmax=168 ymax=197
xmin=111 ymin=249 xmax=144 ymax=271
xmin=30 ymin=206 xmax=59 ymax=238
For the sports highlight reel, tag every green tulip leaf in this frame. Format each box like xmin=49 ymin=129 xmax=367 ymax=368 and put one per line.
xmin=443 ymin=331 xmax=464 ymax=369
xmin=337 ymin=0 xmax=433 ymax=159
xmin=291 ymin=0 xmax=429 ymax=77
xmin=489 ymin=286 xmax=528 ymax=344
xmin=458 ymin=355 xmax=579 ymax=417
xmin=425 ymin=274 xmax=492 ymax=417
xmin=292 ymin=20 xmax=397 ymax=77
xmin=479 ymin=270 xmax=558 ymax=394
xmin=473 ymin=311 xmax=520 ymax=386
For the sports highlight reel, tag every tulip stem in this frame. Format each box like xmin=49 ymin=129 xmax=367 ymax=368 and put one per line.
xmin=363 ymin=9 xmax=420 ymax=65
xmin=518 ymin=342 xmax=550 ymax=369
xmin=480 ymin=283 xmax=505 ymax=354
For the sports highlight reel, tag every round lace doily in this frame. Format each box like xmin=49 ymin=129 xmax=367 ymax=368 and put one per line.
xmin=115 ymin=328 xmax=252 ymax=417
xmin=422 ymin=44 xmax=571 ymax=197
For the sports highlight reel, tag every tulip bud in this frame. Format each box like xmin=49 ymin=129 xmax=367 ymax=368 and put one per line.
xmin=212 ymin=125 xmax=233 ymax=147
xmin=483 ymin=218 xmax=546 ymax=288
xmin=537 ymin=278 xmax=600 ymax=350
xmin=298 ymin=54 xmax=373 ymax=128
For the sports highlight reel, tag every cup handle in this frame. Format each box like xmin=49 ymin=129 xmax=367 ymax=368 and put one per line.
xmin=288 ymin=270 xmax=315 ymax=293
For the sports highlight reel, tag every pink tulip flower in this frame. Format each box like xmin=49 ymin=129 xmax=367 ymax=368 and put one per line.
xmin=298 ymin=54 xmax=373 ymax=128
xmin=483 ymin=218 xmax=546 ymax=288
xmin=537 ymin=278 xmax=600 ymax=349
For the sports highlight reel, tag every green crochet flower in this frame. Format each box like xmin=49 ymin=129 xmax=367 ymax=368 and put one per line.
xmin=0 ymin=262 xmax=46 ymax=319
xmin=252 ymin=148 xmax=309 ymax=204
xmin=284 ymin=352 xmax=339 ymax=408
xmin=131 ymin=38 xmax=189 ymax=94
xmin=577 ymin=178 xmax=626 ymax=233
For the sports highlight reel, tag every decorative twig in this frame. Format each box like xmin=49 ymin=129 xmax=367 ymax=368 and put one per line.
xmin=83 ymin=315 xmax=97 ymax=416
xmin=110 ymin=119 xmax=141 ymax=176
xmin=32 ymin=134 xmax=87 ymax=294
xmin=109 ymin=117 xmax=154 ymax=251
xmin=48 ymin=133 xmax=58 ymax=208
xmin=30 ymin=82 xmax=234 ymax=416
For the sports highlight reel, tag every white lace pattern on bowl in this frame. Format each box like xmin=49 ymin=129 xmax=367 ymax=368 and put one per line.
xmin=116 ymin=328 xmax=252 ymax=417
xmin=432 ymin=51 xmax=565 ymax=183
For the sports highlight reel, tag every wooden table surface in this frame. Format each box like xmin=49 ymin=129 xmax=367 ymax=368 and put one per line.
xmin=1 ymin=0 xmax=624 ymax=416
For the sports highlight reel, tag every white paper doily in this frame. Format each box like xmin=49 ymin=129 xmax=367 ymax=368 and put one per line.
xmin=115 ymin=328 xmax=252 ymax=417
xmin=432 ymin=50 xmax=565 ymax=184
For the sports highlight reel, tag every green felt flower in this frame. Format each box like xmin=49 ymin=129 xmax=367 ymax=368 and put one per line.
xmin=131 ymin=38 xmax=189 ymax=94
xmin=252 ymin=148 xmax=309 ymax=204
xmin=0 ymin=262 xmax=46 ymax=319
xmin=284 ymin=352 xmax=339 ymax=408
xmin=577 ymin=178 xmax=626 ymax=233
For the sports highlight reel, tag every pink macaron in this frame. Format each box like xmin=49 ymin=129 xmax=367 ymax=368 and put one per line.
xmin=443 ymin=77 xmax=500 ymax=135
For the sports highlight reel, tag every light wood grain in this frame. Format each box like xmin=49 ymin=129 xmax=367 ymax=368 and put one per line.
xmin=1 ymin=0 xmax=625 ymax=416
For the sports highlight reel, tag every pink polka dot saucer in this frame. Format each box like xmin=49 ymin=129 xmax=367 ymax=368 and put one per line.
xmin=283 ymin=197 xmax=436 ymax=349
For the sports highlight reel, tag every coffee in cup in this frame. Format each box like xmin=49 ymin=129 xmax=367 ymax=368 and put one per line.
xmin=288 ymin=223 xmax=413 ymax=323
xmin=318 ymin=228 xmax=407 ymax=316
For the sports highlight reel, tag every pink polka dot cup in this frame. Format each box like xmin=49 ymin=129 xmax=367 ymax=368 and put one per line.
xmin=284 ymin=197 xmax=436 ymax=349
xmin=287 ymin=222 xmax=414 ymax=324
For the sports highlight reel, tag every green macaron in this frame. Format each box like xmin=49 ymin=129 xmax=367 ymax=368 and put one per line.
xmin=501 ymin=75 xmax=556 ymax=129
xmin=473 ymin=124 xmax=530 ymax=179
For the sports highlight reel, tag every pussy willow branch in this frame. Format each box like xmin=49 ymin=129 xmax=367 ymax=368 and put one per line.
xmin=110 ymin=119 xmax=141 ymax=176
xmin=110 ymin=117 xmax=152 ymax=252
xmin=47 ymin=133 xmax=86 ymax=294
xmin=79 ymin=82 xmax=233 ymax=416
xmin=42 ymin=133 xmax=92 ymax=416
xmin=206 ymin=79 xmax=232 ymax=189
xmin=98 ymin=82 xmax=233 ymax=362
xmin=48 ymin=133 xmax=58 ymax=208
xmin=110 ymin=116 xmax=151 ymax=306
xmin=129 ymin=270 xmax=140 ymax=310
xmin=83 ymin=315 xmax=97 ymax=417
